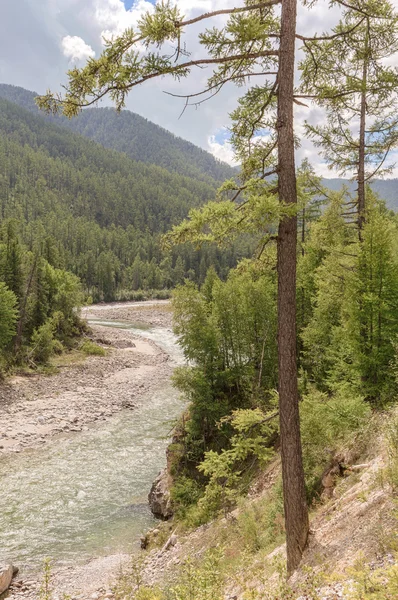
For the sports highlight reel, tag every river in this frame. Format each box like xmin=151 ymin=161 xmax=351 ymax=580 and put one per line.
xmin=0 ymin=320 xmax=183 ymax=573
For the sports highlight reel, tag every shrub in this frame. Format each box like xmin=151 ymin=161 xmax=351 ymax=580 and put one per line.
xmin=30 ymin=319 xmax=63 ymax=365
xmin=237 ymin=480 xmax=284 ymax=553
xmin=80 ymin=340 xmax=107 ymax=356
xmin=385 ymin=409 xmax=398 ymax=492
xmin=0 ymin=282 xmax=18 ymax=349
xmin=300 ymin=388 xmax=371 ymax=499
xmin=346 ymin=554 xmax=398 ymax=599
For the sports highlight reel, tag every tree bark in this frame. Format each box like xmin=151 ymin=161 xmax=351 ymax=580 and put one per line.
xmin=358 ymin=31 xmax=369 ymax=240
xmin=358 ymin=83 xmax=366 ymax=240
xmin=277 ymin=0 xmax=309 ymax=575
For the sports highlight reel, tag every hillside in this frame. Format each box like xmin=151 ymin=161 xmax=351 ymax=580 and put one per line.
xmin=323 ymin=178 xmax=398 ymax=210
xmin=0 ymin=84 xmax=236 ymax=184
xmin=0 ymin=96 xmax=246 ymax=301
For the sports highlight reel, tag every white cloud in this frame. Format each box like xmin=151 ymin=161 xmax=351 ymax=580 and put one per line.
xmin=95 ymin=0 xmax=154 ymax=42
xmin=61 ymin=35 xmax=95 ymax=61
xmin=207 ymin=135 xmax=237 ymax=166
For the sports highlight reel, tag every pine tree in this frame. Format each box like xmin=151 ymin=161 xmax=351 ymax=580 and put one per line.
xmin=38 ymin=0 xmax=384 ymax=572
xmin=299 ymin=0 xmax=398 ymax=238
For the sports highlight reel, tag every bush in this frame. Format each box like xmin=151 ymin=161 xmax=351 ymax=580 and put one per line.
xmin=30 ymin=319 xmax=63 ymax=365
xmin=237 ymin=480 xmax=284 ymax=553
xmin=300 ymin=388 xmax=371 ymax=498
xmin=80 ymin=340 xmax=107 ymax=356
xmin=346 ymin=553 xmax=398 ymax=599
xmin=0 ymin=282 xmax=18 ymax=349
xmin=385 ymin=409 xmax=398 ymax=492
xmin=114 ymin=549 xmax=224 ymax=600
xmin=171 ymin=476 xmax=203 ymax=512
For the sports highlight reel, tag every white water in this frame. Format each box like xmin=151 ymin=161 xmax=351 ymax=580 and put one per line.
xmin=0 ymin=323 xmax=183 ymax=571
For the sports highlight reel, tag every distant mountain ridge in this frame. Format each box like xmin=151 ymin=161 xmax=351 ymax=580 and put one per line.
xmin=0 ymin=83 xmax=235 ymax=184
xmin=322 ymin=178 xmax=398 ymax=211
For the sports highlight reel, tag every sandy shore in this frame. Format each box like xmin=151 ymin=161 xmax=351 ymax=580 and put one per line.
xmin=1 ymin=303 xmax=178 ymax=600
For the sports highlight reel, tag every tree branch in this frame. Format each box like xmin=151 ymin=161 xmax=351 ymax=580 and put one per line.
xmin=296 ymin=16 xmax=366 ymax=42
xmin=179 ymin=0 xmax=282 ymax=28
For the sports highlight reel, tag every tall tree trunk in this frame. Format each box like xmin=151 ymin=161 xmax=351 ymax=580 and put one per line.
xmin=358 ymin=32 xmax=369 ymax=391
xmin=277 ymin=0 xmax=309 ymax=576
xmin=358 ymin=33 xmax=369 ymax=240
xmin=358 ymin=87 xmax=366 ymax=240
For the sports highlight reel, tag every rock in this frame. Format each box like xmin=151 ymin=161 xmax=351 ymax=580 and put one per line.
xmin=113 ymin=340 xmax=136 ymax=349
xmin=148 ymin=469 xmax=173 ymax=519
xmin=140 ymin=534 xmax=149 ymax=550
xmin=0 ymin=563 xmax=14 ymax=594
xmin=161 ymin=532 xmax=178 ymax=552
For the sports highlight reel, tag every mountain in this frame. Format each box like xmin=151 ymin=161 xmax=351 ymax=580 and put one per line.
xmin=0 ymin=84 xmax=236 ymax=184
xmin=0 ymin=95 xmax=247 ymax=301
xmin=323 ymin=178 xmax=398 ymax=211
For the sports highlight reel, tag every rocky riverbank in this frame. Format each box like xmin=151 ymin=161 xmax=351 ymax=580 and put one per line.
xmin=83 ymin=301 xmax=173 ymax=328
xmin=0 ymin=302 xmax=180 ymax=600
xmin=0 ymin=324 xmax=171 ymax=455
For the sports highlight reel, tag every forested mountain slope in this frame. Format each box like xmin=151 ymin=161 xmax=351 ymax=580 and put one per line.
xmin=323 ymin=178 xmax=398 ymax=210
xmin=0 ymin=97 xmax=246 ymax=301
xmin=0 ymin=84 xmax=236 ymax=184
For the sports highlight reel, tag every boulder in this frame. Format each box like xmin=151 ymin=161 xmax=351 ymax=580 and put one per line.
xmin=148 ymin=469 xmax=173 ymax=519
xmin=0 ymin=564 xmax=14 ymax=594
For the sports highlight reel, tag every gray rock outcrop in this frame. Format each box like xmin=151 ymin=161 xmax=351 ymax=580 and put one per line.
xmin=148 ymin=469 xmax=173 ymax=519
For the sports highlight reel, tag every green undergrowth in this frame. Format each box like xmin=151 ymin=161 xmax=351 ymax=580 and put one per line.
xmin=344 ymin=554 xmax=398 ymax=599
xmin=169 ymin=387 xmax=373 ymax=532
xmin=116 ymin=405 xmax=398 ymax=600
xmin=79 ymin=339 xmax=107 ymax=356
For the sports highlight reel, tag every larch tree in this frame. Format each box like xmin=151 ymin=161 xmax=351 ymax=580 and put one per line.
xmin=299 ymin=0 xmax=398 ymax=239
xmin=37 ymin=0 xmax=365 ymax=573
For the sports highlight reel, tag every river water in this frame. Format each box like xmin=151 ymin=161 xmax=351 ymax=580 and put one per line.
xmin=0 ymin=323 xmax=184 ymax=571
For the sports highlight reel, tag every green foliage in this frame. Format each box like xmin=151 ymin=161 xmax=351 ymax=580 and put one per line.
xmin=300 ymin=388 xmax=371 ymax=497
xmin=0 ymin=84 xmax=235 ymax=184
xmin=385 ymin=409 xmax=398 ymax=491
xmin=346 ymin=554 xmax=398 ymax=599
xmin=39 ymin=558 xmax=53 ymax=600
xmin=300 ymin=0 xmax=398 ymax=181
xmin=301 ymin=192 xmax=398 ymax=403
xmin=0 ymin=282 xmax=18 ymax=349
xmin=80 ymin=340 xmax=107 ymax=356
xmin=236 ymin=480 xmax=284 ymax=553
xmin=196 ymin=408 xmax=276 ymax=519
xmin=114 ymin=549 xmax=224 ymax=600
xmin=170 ymin=267 xmax=277 ymax=509
xmin=0 ymin=95 xmax=250 ymax=302
xmin=29 ymin=316 xmax=63 ymax=365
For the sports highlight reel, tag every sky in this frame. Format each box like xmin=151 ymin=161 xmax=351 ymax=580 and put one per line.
xmin=1 ymin=0 xmax=398 ymax=176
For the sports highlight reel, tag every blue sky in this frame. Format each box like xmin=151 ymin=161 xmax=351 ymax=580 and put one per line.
xmin=123 ymin=0 xmax=154 ymax=8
